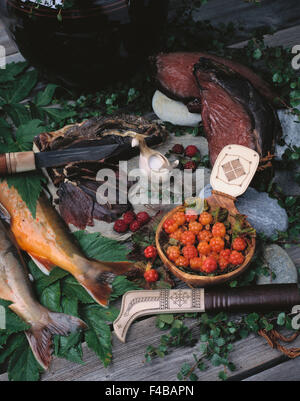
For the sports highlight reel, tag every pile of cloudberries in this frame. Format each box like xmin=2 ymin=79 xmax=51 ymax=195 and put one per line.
xmin=163 ymin=210 xmax=248 ymax=275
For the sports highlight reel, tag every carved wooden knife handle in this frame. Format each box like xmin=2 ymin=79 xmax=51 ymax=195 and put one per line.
xmin=0 ymin=152 xmax=36 ymax=176
xmin=205 ymin=284 xmax=300 ymax=313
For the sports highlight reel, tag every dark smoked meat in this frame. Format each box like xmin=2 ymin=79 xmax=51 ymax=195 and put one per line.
xmin=193 ymin=58 xmax=281 ymax=165
xmin=152 ymin=52 xmax=280 ymax=110
xmin=35 ymin=115 xmax=167 ymax=229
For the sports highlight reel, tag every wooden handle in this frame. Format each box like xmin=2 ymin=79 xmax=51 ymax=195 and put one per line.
xmin=0 ymin=152 xmax=36 ymax=176
xmin=205 ymin=284 xmax=300 ymax=313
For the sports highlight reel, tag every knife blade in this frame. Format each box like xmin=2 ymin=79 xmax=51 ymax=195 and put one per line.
xmin=0 ymin=143 xmax=121 ymax=176
xmin=113 ymin=284 xmax=300 ymax=343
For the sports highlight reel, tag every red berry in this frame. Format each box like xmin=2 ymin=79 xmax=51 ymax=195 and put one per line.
xmin=184 ymin=161 xmax=197 ymax=171
xmin=123 ymin=211 xmax=136 ymax=225
xmin=232 ymin=237 xmax=247 ymax=251
xmin=136 ymin=211 xmax=150 ymax=225
xmin=189 ymin=221 xmax=203 ymax=234
xmin=202 ymin=256 xmax=217 ymax=273
xmin=220 ymin=249 xmax=231 ymax=260
xmin=172 ymin=144 xmax=184 ymax=154
xmin=113 ymin=219 xmax=128 ymax=233
xmin=144 ymin=269 xmax=159 ymax=283
xmin=185 ymin=211 xmax=198 ymax=223
xmin=212 ymin=222 xmax=226 ymax=238
xmin=130 ymin=220 xmax=141 ymax=232
xmin=180 ymin=230 xmax=196 ymax=245
xmin=198 ymin=230 xmax=212 ymax=242
xmin=182 ymin=245 xmax=198 ymax=260
xmin=144 ymin=246 xmax=157 ymax=259
xmin=185 ymin=145 xmax=199 ymax=158
xmin=175 ymin=256 xmax=189 ymax=267
xmin=229 ymin=251 xmax=245 ymax=266
xmin=199 ymin=212 xmax=213 ymax=226
xmin=173 ymin=211 xmax=186 ymax=226
xmin=219 ymin=257 xmax=229 ymax=271
xmin=210 ymin=237 xmax=225 ymax=253
xmin=197 ymin=241 xmax=211 ymax=256
xmin=163 ymin=218 xmax=179 ymax=234
xmin=167 ymin=246 xmax=181 ymax=262
xmin=190 ymin=257 xmax=203 ymax=271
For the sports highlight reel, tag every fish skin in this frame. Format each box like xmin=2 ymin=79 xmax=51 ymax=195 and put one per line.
xmin=0 ymin=222 xmax=87 ymax=370
xmin=0 ymin=181 xmax=134 ymax=307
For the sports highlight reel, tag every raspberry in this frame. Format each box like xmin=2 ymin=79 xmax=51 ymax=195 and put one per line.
xmin=173 ymin=211 xmax=186 ymax=226
xmin=202 ymin=256 xmax=217 ymax=273
xmin=232 ymin=237 xmax=247 ymax=251
xmin=123 ymin=211 xmax=136 ymax=225
xmin=189 ymin=221 xmax=203 ymax=234
xmin=182 ymin=245 xmax=198 ymax=260
xmin=130 ymin=220 xmax=141 ymax=232
xmin=175 ymin=256 xmax=189 ymax=267
xmin=197 ymin=241 xmax=211 ymax=256
xmin=219 ymin=257 xmax=229 ymax=271
xmin=199 ymin=212 xmax=213 ymax=226
xmin=185 ymin=145 xmax=199 ymax=158
xmin=136 ymin=211 xmax=150 ymax=225
xmin=144 ymin=246 xmax=157 ymax=259
xmin=163 ymin=218 xmax=179 ymax=234
xmin=185 ymin=211 xmax=198 ymax=223
xmin=172 ymin=144 xmax=184 ymax=154
xmin=184 ymin=161 xmax=197 ymax=171
xmin=167 ymin=246 xmax=181 ymax=262
xmin=198 ymin=230 xmax=212 ymax=242
xmin=229 ymin=251 xmax=245 ymax=266
xmin=170 ymin=228 xmax=183 ymax=241
xmin=210 ymin=237 xmax=225 ymax=253
xmin=113 ymin=219 xmax=128 ymax=233
xmin=144 ymin=269 xmax=159 ymax=283
xmin=190 ymin=257 xmax=203 ymax=271
xmin=220 ymin=249 xmax=231 ymax=260
xmin=180 ymin=230 xmax=196 ymax=245
xmin=212 ymin=222 xmax=226 ymax=238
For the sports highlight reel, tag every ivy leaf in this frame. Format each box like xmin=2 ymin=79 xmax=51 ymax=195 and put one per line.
xmin=74 ymin=231 xmax=130 ymax=262
xmin=5 ymin=171 xmax=47 ymax=218
xmin=35 ymin=84 xmax=58 ymax=107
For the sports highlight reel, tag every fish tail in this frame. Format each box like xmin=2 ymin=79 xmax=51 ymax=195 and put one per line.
xmin=25 ymin=312 xmax=87 ymax=370
xmin=76 ymin=260 xmax=135 ymax=308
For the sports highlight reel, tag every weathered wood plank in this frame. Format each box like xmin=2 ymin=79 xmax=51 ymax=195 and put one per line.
xmin=0 ymin=315 xmax=297 ymax=382
xmin=244 ymin=357 xmax=300 ymax=381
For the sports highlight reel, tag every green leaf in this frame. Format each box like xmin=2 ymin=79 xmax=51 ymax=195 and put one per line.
xmin=253 ymin=48 xmax=262 ymax=60
xmin=0 ymin=333 xmax=27 ymax=364
xmin=14 ymin=119 xmax=46 ymax=151
xmin=7 ymin=70 xmax=38 ymax=104
xmin=42 ymin=107 xmax=76 ymax=123
xmin=4 ymin=103 xmax=31 ymax=126
xmin=158 ymin=314 xmax=175 ymax=325
xmin=74 ymin=231 xmax=130 ymax=262
xmin=277 ymin=312 xmax=286 ymax=326
xmin=35 ymin=84 xmax=57 ymax=107
xmin=0 ymin=300 xmax=30 ymax=335
xmin=110 ymin=276 xmax=141 ymax=302
xmin=40 ymin=281 xmax=62 ymax=312
xmin=61 ymin=296 xmax=79 ymax=317
xmin=82 ymin=304 xmax=120 ymax=323
xmin=7 ymin=335 xmax=43 ymax=381
xmin=35 ymin=267 xmax=69 ymax=295
xmin=0 ymin=62 xmax=28 ymax=84
xmin=5 ymin=171 xmax=47 ymax=218
xmin=83 ymin=308 xmax=113 ymax=367
xmin=62 ymin=276 xmax=94 ymax=304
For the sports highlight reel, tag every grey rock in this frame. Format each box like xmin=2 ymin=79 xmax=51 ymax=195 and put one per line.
xmin=199 ymin=185 xmax=289 ymax=238
xmin=257 ymin=244 xmax=298 ymax=285
xmin=275 ymin=107 xmax=300 ymax=160
xmin=273 ymin=166 xmax=300 ymax=196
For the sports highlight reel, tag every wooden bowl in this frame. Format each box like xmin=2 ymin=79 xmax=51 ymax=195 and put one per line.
xmin=155 ymin=194 xmax=256 ymax=287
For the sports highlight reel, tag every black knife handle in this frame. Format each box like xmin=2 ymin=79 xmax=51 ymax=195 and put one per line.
xmin=205 ymin=284 xmax=300 ymax=313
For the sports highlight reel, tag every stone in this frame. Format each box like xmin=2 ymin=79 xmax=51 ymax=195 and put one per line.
xmin=257 ymin=244 xmax=298 ymax=285
xmin=275 ymin=107 xmax=300 ymax=160
xmin=273 ymin=166 xmax=300 ymax=196
xmin=199 ymin=185 xmax=289 ymax=238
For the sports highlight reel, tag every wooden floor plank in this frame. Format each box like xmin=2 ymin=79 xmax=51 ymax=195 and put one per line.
xmin=244 ymin=357 xmax=300 ymax=381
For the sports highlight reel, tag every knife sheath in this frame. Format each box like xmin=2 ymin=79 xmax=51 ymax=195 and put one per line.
xmin=114 ymin=284 xmax=300 ymax=343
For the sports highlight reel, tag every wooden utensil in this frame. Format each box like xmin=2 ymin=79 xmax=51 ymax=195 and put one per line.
xmin=156 ymin=144 xmax=260 ymax=287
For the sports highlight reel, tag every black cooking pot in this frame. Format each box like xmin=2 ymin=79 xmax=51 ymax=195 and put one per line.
xmin=0 ymin=0 xmax=169 ymax=89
